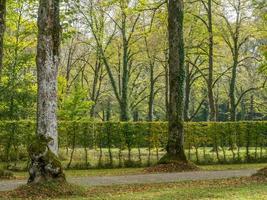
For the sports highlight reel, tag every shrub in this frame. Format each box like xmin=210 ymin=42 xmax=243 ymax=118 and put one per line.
xmin=0 ymin=120 xmax=267 ymax=168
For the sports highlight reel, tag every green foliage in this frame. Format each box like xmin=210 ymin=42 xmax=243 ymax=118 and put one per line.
xmin=0 ymin=0 xmax=37 ymax=120
xmin=58 ymin=85 xmax=94 ymax=120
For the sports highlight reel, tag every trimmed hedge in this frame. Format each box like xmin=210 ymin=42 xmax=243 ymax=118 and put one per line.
xmin=0 ymin=121 xmax=267 ymax=168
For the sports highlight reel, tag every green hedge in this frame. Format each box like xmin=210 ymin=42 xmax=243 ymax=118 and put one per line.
xmin=0 ymin=121 xmax=267 ymax=168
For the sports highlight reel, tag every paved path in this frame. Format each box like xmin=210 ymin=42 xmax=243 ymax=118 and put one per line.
xmin=0 ymin=169 xmax=257 ymax=192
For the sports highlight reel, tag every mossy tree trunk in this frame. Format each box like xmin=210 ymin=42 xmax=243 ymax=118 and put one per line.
xmin=28 ymin=0 xmax=65 ymax=184
xmin=160 ymin=0 xmax=187 ymax=163
xmin=0 ymin=0 xmax=6 ymax=81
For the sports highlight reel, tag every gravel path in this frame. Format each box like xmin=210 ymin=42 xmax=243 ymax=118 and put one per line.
xmin=0 ymin=169 xmax=257 ymax=192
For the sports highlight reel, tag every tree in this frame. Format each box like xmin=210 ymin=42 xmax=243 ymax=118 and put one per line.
xmin=195 ymin=0 xmax=216 ymax=121
xmin=0 ymin=0 xmax=6 ymax=80
xmin=160 ymin=0 xmax=187 ymax=163
xmin=220 ymin=0 xmax=263 ymax=121
xmin=28 ymin=0 xmax=65 ymax=184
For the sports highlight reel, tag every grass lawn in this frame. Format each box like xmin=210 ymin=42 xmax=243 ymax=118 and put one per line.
xmin=2 ymin=177 xmax=266 ymax=200
xmin=84 ymin=179 xmax=267 ymax=200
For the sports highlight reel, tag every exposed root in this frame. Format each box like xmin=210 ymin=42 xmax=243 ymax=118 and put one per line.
xmin=28 ymin=135 xmax=65 ymax=184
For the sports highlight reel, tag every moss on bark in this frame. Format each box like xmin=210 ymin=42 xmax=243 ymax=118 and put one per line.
xmin=28 ymin=135 xmax=65 ymax=184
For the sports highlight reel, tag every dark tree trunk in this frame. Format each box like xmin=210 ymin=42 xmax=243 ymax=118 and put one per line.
xmin=227 ymin=0 xmax=241 ymax=122
xmin=160 ymin=0 xmax=187 ymax=163
xmin=240 ymin=95 xmax=246 ymax=120
xmin=90 ymin=55 xmax=102 ymax=118
xmin=207 ymin=0 xmax=216 ymax=121
xmin=229 ymin=54 xmax=238 ymax=121
xmin=148 ymin=63 xmax=155 ymax=121
xmin=249 ymin=95 xmax=254 ymax=120
xmin=0 ymin=0 xmax=6 ymax=81
xmin=28 ymin=0 xmax=65 ymax=184
xmin=120 ymin=13 xmax=130 ymax=122
xmin=164 ymin=52 xmax=169 ymax=121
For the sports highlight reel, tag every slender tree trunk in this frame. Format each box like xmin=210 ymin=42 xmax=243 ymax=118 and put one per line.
xmin=228 ymin=0 xmax=241 ymax=122
xmin=184 ymin=63 xmax=190 ymax=121
xmin=160 ymin=0 xmax=187 ymax=163
xmin=28 ymin=0 xmax=65 ymax=184
xmin=0 ymin=0 xmax=6 ymax=81
xmin=249 ymin=95 xmax=254 ymax=120
xmin=240 ymin=96 xmax=246 ymax=120
xmin=164 ymin=50 xmax=169 ymax=121
xmin=207 ymin=0 xmax=216 ymax=121
xmin=120 ymin=15 xmax=130 ymax=122
xmin=229 ymin=54 xmax=238 ymax=121
xmin=90 ymin=57 xmax=101 ymax=118
xmin=148 ymin=63 xmax=155 ymax=121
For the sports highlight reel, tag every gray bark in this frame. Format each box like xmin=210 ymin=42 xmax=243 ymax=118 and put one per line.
xmin=36 ymin=0 xmax=61 ymax=154
xmin=28 ymin=0 xmax=65 ymax=184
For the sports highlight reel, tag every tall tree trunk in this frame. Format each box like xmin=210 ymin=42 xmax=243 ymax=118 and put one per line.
xmin=184 ymin=63 xmax=190 ymax=121
xmin=164 ymin=50 xmax=169 ymax=121
xmin=207 ymin=0 xmax=216 ymax=121
xmin=120 ymin=13 xmax=130 ymax=122
xmin=28 ymin=0 xmax=65 ymax=184
xmin=160 ymin=0 xmax=187 ymax=163
xmin=0 ymin=0 xmax=6 ymax=81
xmin=229 ymin=54 xmax=238 ymax=121
xmin=90 ymin=55 xmax=101 ymax=118
xmin=148 ymin=63 xmax=155 ymax=121
xmin=227 ymin=0 xmax=241 ymax=122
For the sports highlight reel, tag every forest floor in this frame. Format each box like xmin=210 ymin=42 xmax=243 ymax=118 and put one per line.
xmin=0 ymin=169 xmax=257 ymax=192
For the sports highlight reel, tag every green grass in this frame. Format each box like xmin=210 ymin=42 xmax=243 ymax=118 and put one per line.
xmin=200 ymin=162 xmax=267 ymax=171
xmin=1 ymin=177 xmax=266 ymax=200
xmin=91 ymin=184 xmax=267 ymax=200
xmin=52 ymin=177 xmax=267 ymax=200
xmin=92 ymin=182 xmax=267 ymax=200
xmin=11 ymin=168 xmax=146 ymax=179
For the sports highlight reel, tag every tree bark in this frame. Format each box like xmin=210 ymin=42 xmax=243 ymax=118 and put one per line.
xmin=207 ymin=0 xmax=216 ymax=121
xmin=0 ymin=0 xmax=6 ymax=81
xmin=164 ymin=50 xmax=169 ymax=121
xmin=161 ymin=0 xmax=187 ymax=162
xmin=120 ymin=10 xmax=130 ymax=121
xmin=148 ymin=60 xmax=156 ymax=121
xmin=28 ymin=0 xmax=65 ymax=184
xmin=249 ymin=95 xmax=254 ymax=120
xmin=184 ymin=63 xmax=190 ymax=122
xmin=229 ymin=50 xmax=238 ymax=121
